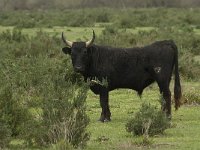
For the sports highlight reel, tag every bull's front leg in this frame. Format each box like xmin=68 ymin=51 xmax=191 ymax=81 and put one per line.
xmin=99 ymin=88 xmax=111 ymax=122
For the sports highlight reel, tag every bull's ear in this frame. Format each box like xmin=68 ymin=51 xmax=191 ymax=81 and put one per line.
xmin=62 ymin=47 xmax=71 ymax=55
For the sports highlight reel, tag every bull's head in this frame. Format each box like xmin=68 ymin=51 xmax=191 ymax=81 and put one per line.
xmin=62 ymin=30 xmax=95 ymax=73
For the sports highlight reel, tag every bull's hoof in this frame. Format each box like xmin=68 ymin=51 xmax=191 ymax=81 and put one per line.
xmin=167 ymin=115 xmax=172 ymax=120
xmin=98 ymin=118 xmax=104 ymax=122
xmin=98 ymin=118 xmax=111 ymax=123
xmin=104 ymin=118 xmax=111 ymax=122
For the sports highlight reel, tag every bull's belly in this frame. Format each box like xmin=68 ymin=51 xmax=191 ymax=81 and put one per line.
xmin=109 ymin=81 xmax=139 ymax=91
xmin=89 ymin=80 xmax=138 ymax=94
xmin=89 ymin=76 xmax=154 ymax=94
xmin=109 ymin=77 xmax=155 ymax=92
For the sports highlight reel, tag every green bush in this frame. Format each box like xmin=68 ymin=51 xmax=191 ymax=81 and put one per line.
xmin=0 ymin=28 xmax=28 ymax=42
xmin=118 ymin=15 xmax=134 ymax=28
xmin=97 ymin=25 xmax=136 ymax=47
xmin=0 ymin=119 xmax=12 ymax=149
xmin=183 ymin=87 xmax=200 ymax=104
xmin=16 ymin=19 xmax=36 ymax=28
xmin=51 ymin=140 xmax=74 ymax=150
xmin=1 ymin=8 xmax=200 ymax=28
xmin=126 ymin=103 xmax=170 ymax=136
xmin=96 ymin=11 xmax=110 ymax=23
xmin=0 ymin=29 xmax=90 ymax=149
xmin=179 ymin=52 xmax=200 ymax=80
xmin=21 ymin=58 xmax=90 ymax=148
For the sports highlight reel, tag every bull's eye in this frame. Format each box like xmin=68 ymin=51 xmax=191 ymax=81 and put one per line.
xmin=83 ymin=49 xmax=87 ymax=54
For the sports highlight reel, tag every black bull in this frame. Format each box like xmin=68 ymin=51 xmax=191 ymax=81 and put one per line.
xmin=61 ymin=30 xmax=182 ymax=122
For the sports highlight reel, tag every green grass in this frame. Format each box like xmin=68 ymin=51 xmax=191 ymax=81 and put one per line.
xmin=0 ymin=25 xmax=104 ymax=40
xmin=0 ymin=25 xmax=155 ymax=40
xmin=9 ymin=82 xmax=200 ymax=150
xmin=193 ymin=28 xmax=200 ymax=35
xmin=85 ymin=82 xmax=200 ymax=150
xmin=194 ymin=55 xmax=200 ymax=64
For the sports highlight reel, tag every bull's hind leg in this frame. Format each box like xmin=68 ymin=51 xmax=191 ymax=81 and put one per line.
xmin=157 ymin=81 xmax=172 ymax=118
xmin=162 ymin=87 xmax=171 ymax=118
xmin=99 ymin=88 xmax=111 ymax=122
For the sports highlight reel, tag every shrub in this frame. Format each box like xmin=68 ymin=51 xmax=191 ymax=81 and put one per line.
xmin=51 ymin=140 xmax=74 ymax=150
xmin=0 ymin=82 xmax=31 ymax=137
xmin=118 ymin=15 xmax=134 ymax=28
xmin=0 ymin=119 xmax=12 ymax=149
xmin=21 ymin=69 xmax=90 ymax=148
xmin=183 ymin=87 xmax=200 ymax=104
xmin=0 ymin=30 xmax=90 ymax=149
xmin=0 ymin=28 xmax=28 ymax=43
xmin=126 ymin=103 xmax=170 ymax=136
xmin=179 ymin=52 xmax=200 ymax=80
xmin=16 ymin=19 xmax=36 ymax=28
xmin=96 ymin=12 xmax=110 ymax=23
xmin=1 ymin=8 xmax=200 ymax=28
xmin=97 ymin=25 xmax=136 ymax=47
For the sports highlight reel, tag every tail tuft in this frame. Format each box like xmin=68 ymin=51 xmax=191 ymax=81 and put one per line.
xmin=173 ymin=42 xmax=182 ymax=110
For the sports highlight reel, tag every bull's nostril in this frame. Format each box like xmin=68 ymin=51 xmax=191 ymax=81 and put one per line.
xmin=74 ymin=66 xmax=83 ymax=72
xmin=75 ymin=66 xmax=82 ymax=70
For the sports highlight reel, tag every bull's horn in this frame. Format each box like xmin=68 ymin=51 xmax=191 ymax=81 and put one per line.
xmin=62 ymin=32 xmax=73 ymax=47
xmin=86 ymin=30 xmax=95 ymax=47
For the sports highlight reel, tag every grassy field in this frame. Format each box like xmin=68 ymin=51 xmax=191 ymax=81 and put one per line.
xmin=84 ymin=80 xmax=200 ymax=150
xmin=0 ymin=22 xmax=200 ymax=149
xmin=0 ymin=25 xmax=156 ymax=40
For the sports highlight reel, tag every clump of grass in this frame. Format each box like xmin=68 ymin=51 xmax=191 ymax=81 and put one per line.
xmin=126 ymin=103 xmax=170 ymax=137
xmin=133 ymin=136 xmax=153 ymax=147
xmin=95 ymin=136 xmax=109 ymax=143
xmin=51 ymin=140 xmax=74 ymax=150
xmin=183 ymin=87 xmax=200 ymax=104
xmin=179 ymin=52 xmax=200 ymax=80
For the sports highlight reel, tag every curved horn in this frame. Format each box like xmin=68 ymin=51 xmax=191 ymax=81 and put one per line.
xmin=62 ymin=32 xmax=73 ymax=47
xmin=86 ymin=30 xmax=95 ymax=47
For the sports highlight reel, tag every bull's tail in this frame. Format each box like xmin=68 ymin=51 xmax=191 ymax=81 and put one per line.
xmin=173 ymin=43 xmax=182 ymax=110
